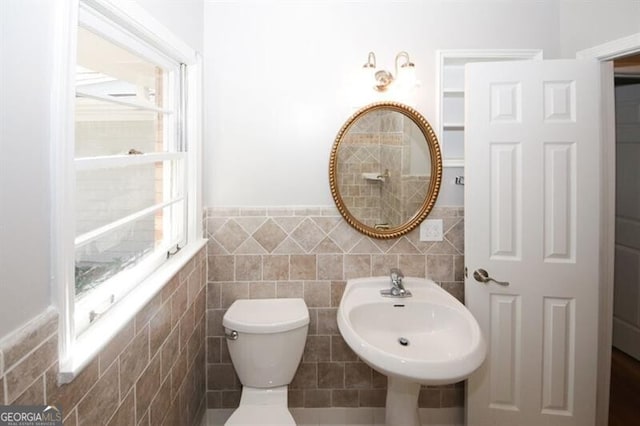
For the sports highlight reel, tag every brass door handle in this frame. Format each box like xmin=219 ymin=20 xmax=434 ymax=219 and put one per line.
xmin=473 ymin=268 xmax=509 ymax=286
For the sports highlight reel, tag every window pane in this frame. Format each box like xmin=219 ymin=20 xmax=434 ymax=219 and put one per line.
xmin=77 ymin=27 xmax=165 ymax=108
xmin=75 ymin=97 xmax=165 ymax=157
xmin=74 ymin=202 xmax=183 ymax=300
xmin=76 ymin=26 xmax=171 ymax=157
xmin=75 ymin=160 xmax=183 ymax=236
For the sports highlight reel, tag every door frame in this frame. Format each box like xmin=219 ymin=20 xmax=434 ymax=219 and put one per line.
xmin=577 ymin=33 xmax=640 ymax=426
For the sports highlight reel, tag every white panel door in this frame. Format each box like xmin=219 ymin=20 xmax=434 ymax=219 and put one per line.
xmin=614 ymin=82 xmax=640 ymax=360
xmin=465 ymin=59 xmax=602 ymax=426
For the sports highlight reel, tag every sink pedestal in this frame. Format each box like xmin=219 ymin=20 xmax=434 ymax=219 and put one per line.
xmin=385 ymin=376 xmax=421 ymax=426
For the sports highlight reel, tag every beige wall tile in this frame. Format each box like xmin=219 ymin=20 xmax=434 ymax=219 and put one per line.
xmin=135 ymin=354 xmax=161 ymax=422
xmin=222 ymin=390 xmax=241 ymax=408
xmin=419 ymin=388 xmax=441 ymax=408
xmin=107 ymin=389 xmax=134 ymax=426
xmin=63 ymin=409 xmax=77 ymax=426
xmin=288 ymin=389 xmax=304 ymax=407
xmin=208 ymin=255 xmax=235 ymax=281
xmin=253 ymin=219 xmax=288 ymax=252
xmin=221 ymin=282 xmax=249 ymax=308
xmin=317 ymin=255 xmax=343 ymax=280
xmin=332 ymin=389 xmax=358 ymax=407
xmin=276 ymin=281 xmax=303 ymax=298
xmin=303 ymin=281 xmax=330 ymax=308
xmin=77 ymin=361 xmax=119 ymax=426
xmin=206 ymin=337 xmax=221 ymax=364
xmin=291 ymin=363 xmax=317 ymax=389
xmin=317 ymin=362 xmax=344 ymax=389
xmin=330 ymin=281 xmax=346 ymax=307
xmin=317 ymin=309 xmax=338 ymax=335
xmin=207 ymin=364 xmax=238 ymax=390
xmin=2 ymin=311 xmax=57 ymax=371
xmin=11 ymin=375 xmax=44 ymax=405
xmin=303 ymin=336 xmax=330 ymax=362
xmin=5 ymin=334 xmax=57 ymax=403
xmin=358 ymin=389 xmax=386 ymax=407
xmin=213 ymin=220 xmax=249 ymax=253
xmin=398 ymin=254 xmax=426 ymax=277
xmin=206 ymin=309 xmax=225 ymax=337
xmin=46 ymin=359 xmax=99 ymax=414
xmin=160 ymin=326 xmax=179 ymax=380
xmin=290 ymin=255 xmax=317 ymax=280
xmin=119 ymin=325 xmax=150 ymax=397
xmin=263 ymin=255 xmax=289 ymax=280
xmin=345 ymin=362 xmax=372 ymax=389
xmin=206 ymin=282 xmax=221 ymax=309
xmin=135 ymin=292 xmax=163 ymax=333
xmin=371 ymin=254 xmax=398 ymax=276
xmin=249 ymin=281 xmax=276 ymax=299
xmin=171 ymin=281 xmax=188 ymax=327
xmin=441 ymin=388 xmax=464 ymax=407
xmin=207 ymin=391 xmax=221 ymax=409
xmin=98 ymin=321 xmax=134 ymax=376
xmin=150 ymin=376 xmax=172 ymax=426
xmin=427 ymin=255 xmax=454 ymax=282
xmin=344 ymin=255 xmax=371 ymax=279
xmin=0 ymin=376 xmax=4 ymax=405
xmin=235 ymin=255 xmax=262 ymax=281
xmin=331 ymin=335 xmax=357 ymax=362
xmin=149 ymin=301 xmax=172 ymax=358
xmin=304 ymin=389 xmax=330 ymax=408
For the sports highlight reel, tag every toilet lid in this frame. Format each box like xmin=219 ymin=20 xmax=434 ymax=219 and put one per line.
xmin=225 ymin=405 xmax=296 ymax=425
xmin=223 ymin=298 xmax=309 ymax=334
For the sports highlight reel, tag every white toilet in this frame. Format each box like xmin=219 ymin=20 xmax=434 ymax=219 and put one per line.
xmin=222 ymin=298 xmax=309 ymax=425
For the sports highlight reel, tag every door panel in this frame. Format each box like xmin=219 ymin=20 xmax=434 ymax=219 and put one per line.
xmin=465 ymin=59 xmax=601 ymax=426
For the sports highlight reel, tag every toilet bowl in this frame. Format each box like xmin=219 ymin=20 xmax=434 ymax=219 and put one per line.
xmin=222 ymin=298 xmax=309 ymax=425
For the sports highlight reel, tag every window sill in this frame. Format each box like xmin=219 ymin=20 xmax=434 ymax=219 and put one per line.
xmin=58 ymin=237 xmax=207 ymax=384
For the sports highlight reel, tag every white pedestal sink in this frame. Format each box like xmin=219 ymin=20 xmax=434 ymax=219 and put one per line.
xmin=337 ymin=276 xmax=486 ymax=426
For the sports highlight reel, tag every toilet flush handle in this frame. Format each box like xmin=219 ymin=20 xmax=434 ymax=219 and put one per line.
xmin=225 ymin=328 xmax=238 ymax=340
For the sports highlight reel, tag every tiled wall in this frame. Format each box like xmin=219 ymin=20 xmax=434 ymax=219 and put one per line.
xmin=205 ymin=206 xmax=465 ymax=410
xmin=0 ymin=248 xmax=207 ymax=426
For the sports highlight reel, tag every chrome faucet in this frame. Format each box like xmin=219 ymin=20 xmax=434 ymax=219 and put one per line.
xmin=380 ymin=268 xmax=412 ymax=298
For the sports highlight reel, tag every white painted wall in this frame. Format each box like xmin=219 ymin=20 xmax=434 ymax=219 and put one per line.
xmin=558 ymin=0 xmax=640 ymax=58
xmin=203 ymin=0 xmax=561 ymax=207
xmin=135 ymin=0 xmax=204 ymax=52
xmin=0 ymin=0 xmax=57 ymax=340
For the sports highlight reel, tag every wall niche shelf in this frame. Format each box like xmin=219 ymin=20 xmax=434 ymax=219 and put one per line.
xmin=435 ymin=49 xmax=543 ymax=168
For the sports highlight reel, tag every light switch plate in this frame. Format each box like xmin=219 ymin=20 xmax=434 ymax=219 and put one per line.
xmin=420 ymin=219 xmax=443 ymax=241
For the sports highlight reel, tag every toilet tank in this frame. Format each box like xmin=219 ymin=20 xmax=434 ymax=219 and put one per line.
xmin=223 ymin=298 xmax=309 ymax=388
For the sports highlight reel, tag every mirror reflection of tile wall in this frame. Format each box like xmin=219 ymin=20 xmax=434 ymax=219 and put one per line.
xmin=338 ymin=110 xmax=431 ymax=228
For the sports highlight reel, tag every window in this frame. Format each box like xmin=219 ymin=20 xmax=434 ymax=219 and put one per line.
xmin=53 ymin=0 xmax=203 ymax=378
xmin=73 ymin=25 xmax=186 ymax=335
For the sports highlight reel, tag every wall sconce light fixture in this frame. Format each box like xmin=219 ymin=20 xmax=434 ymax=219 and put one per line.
xmin=363 ymin=51 xmax=417 ymax=92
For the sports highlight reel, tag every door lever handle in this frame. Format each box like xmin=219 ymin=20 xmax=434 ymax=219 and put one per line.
xmin=473 ymin=268 xmax=509 ymax=286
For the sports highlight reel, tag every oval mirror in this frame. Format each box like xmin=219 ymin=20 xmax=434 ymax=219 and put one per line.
xmin=329 ymin=102 xmax=442 ymax=239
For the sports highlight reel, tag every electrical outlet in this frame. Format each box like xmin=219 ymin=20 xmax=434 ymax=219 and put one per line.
xmin=420 ymin=219 xmax=443 ymax=241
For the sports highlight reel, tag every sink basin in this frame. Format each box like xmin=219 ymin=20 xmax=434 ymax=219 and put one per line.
xmin=338 ymin=276 xmax=486 ymax=385
xmin=337 ymin=276 xmax=486 ymax=426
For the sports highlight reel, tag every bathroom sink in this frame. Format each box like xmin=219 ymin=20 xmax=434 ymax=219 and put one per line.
xmin=337 ymin=276 xmax=486 ymax=385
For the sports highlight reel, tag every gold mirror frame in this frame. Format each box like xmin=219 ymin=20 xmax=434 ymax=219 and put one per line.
xmin=329 ymin=102 xmax=443 ymax=239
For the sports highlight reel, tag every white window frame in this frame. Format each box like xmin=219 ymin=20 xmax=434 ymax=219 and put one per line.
xmin=51 ymin=0 xmax=204 ymax=382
